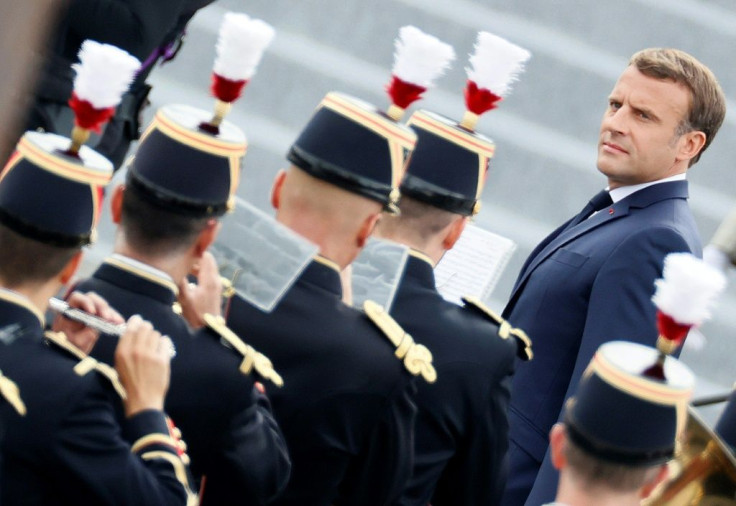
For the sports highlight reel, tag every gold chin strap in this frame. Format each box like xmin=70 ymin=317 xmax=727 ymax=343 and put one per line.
xmin=0 ymin=369 xmax=26 ymax=416
xmin=203 ymin=313 xmax=283 ymax=387
xmin=363 ymin=300 xmax=437 ymax=383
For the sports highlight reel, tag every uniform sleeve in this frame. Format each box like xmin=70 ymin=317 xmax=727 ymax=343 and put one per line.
xmin=65 ymin=0 xmax=186 ymax=60
xmin=525 ymin=226 xmax=694 ymax=505
xmin=201 ymin=386 xmax=291 ymax=505
xmin=52 ymin=381 xmax=188 ymax=506
xmin=337 ymin=380 xmax=417 ymax=506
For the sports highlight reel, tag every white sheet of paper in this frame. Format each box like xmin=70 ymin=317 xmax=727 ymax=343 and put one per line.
xmin=434 ymin=224 xmax=516 ymax=305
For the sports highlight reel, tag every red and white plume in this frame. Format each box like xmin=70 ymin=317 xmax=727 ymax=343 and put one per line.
xmin=69 ymin=40 xmax=140 ymax=147
xmin=385 ymin=25 xmax=455 ymax=121
xmin=211 ymin=12 xmax=275 ymax=104
xmin=652 ymin=252 xmax=727 ymax=353
xmin=461 ymin=31 xmax=530 ymax=130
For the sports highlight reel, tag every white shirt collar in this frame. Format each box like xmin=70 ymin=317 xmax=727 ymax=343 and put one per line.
xmin=607 ymin=173 xmax=686 ymax=203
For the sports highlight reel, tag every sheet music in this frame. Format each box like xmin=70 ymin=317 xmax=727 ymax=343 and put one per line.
xmin=435 ymin=224 xmax=516 ymax=305
xmin=351 ymin=238 xmax=409 ymax=312
xmin=210 ymin=198 xmax=319 ymax=313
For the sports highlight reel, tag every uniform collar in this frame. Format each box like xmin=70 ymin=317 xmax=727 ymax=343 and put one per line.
xmin=298 ymin=256 xmax=343 ymax=297
xmin=0 ymin=287 xmax=45 ymax=329
xmin=95 ymin=255 xmax=179 ymax=305
xmin=403 ymin=250 xmax=437 ymax=290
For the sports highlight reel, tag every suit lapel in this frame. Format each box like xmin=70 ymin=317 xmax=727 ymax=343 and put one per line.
xmin=506 ymin=181 xmax=690 ymax=309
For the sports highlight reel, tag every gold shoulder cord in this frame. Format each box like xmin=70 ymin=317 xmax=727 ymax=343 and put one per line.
xmin=202 ymin=314 xmax=283 ymax=387
xmin=44 ymin=331 xmax=127 ymax=399
xmin=363 ymin=300 xmax=437 ymax=383
xmin=460 ymin=296 xmax=534 ymax=361
xmin=0 ymin=369 xmax=26 ymax=416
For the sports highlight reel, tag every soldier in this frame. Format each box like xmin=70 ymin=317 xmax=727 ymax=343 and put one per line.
xmin=545 ymin=341 xmax=695 ymax=506
xmin=372 ymin=32 xmax=533 ymax=505
xmin=0 ymin=111 xmax=190 ymax=504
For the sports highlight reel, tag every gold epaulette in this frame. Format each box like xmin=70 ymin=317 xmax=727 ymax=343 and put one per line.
xmin=221 ymin=276 xmax=236 ymax=299
xmin=202 ymin=313 xmax=283 ymax=387
xmin=363 ymin=300 xmax=437 ymax=383
xmin=461 ymin=296 xmax=534 ymax=361
xmin=44 ymin=331 xmax=127 ymax=399
xmin=0 ymin=369 xmax=26 ymax=416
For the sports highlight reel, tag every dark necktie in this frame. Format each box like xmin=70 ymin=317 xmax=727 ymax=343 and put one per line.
xmin=567 ymin=189 xmax=613 ymax=228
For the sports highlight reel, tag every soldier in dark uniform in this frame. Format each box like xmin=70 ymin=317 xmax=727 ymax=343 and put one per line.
xmin=224 ymin=91 xmax=436 ymax=506
xmin=544 ymin=341 xmax=695 ymax=506
xmin=0 ymin=128 xmax=191 ymax=505
xmin=373 ymin=108 xmax=533 ymax=505
xmin=25 ymin=0 xmax=216 ymax=169
xmin=73 ymin=102 xmax=291 ymax=505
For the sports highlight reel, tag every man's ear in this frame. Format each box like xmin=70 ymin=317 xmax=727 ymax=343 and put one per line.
xmin=549 ymin=423 xmax=568 ymax=471
xmin=110 ymin=184 xmax=125 ymax=224
xmin=193 ymin=219 xmax=221 ymax=258
xmin=59 ymin=251 xmax=84 ymax=285
xmin=356 ymin=212 xmax=381 ymax=249
xmin=442 ymin=216 xmax=468 ymax=251
xmin=676 ymin=130 xmax=706 ymax=165
xmin=640 ymin=464 xmax=669 ymax=499
xmin=270 ymin=169 xmax=287 ymax=210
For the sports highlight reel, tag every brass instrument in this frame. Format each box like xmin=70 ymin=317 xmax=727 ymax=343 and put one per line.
xmin=644 ymin=407 xmax=736 ymax=505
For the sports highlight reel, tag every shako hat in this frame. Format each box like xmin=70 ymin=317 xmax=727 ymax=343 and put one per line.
xmin=127 ymin=12 xmax=274 ymax=217
xmin=0 ymin=41 xmax=139 ymax=246
xmin=402 ymin=32 xmax=530 ymax=216
xmin=287 ymin=26 xmax=455 ymax=214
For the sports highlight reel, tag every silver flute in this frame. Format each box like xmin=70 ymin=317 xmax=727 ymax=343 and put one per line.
xmin=48 ymin=298 xmax=176 ymax=357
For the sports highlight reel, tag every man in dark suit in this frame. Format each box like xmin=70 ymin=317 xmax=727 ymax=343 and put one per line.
xmin=372 ymin=108 xmax=532 ymax=505
xmin=224 ymin=91 xmax=434 ymax=506
xmin=73 ymin=103 xmax=291 ymax=505
xmin=501 ymin=48 xmax=727 ymax=505
xmin=0 ymin=129 xmax=191 ymax=505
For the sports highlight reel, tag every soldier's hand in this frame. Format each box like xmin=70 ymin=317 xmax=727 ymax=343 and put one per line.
xmin=115 ymin=315 xmax=173 ymax=417
xmin=52 ymin=291 xmax=124 ymax=354
xmin=178 ymin=251 xmax=223 ymax=328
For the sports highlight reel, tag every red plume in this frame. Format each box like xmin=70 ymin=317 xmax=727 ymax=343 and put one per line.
xmin=68 ymin=93 xmax=116 ymax=133
xmin=386 ymin=75 xmax=427 ymax=109
xmin=464 ymin=80 xmax=503 ymax=115
xmin=211 ymin=73 xmax=248 ymax=103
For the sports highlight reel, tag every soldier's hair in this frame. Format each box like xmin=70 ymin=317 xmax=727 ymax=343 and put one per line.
xmin=563 ymin=432 xmax=662 ymax=493
xmin=630 ymin=48 xmax=726 ymax=166
xmin=379 ymin=196 xmax=459 ymax=243
xmin=120 ymin=183 xmax=211 ymax=257
xmin=0 ymin=223 xmax=78 ymax=286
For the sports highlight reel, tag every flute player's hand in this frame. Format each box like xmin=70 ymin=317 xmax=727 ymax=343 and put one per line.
xmin=52 ymin=291 xmax=125 ymax=354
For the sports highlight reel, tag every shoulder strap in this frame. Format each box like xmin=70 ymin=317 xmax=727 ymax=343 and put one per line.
xmin=0 ymin=369 xmax=26 ymax=416
xmin=202 ymin=314 xmax=283 ymax=387
xmin=44 ymin=331 xmax=127 ymax=399
xmin=363 ymin=300 xmax=437 ymax=383
xmin=461 ymin=296 xmax=534 ymax=361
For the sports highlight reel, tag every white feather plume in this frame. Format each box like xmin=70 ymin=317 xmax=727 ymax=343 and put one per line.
xmin=466 ymin=31 xmax=531 ymax=96
xmin=213 ymin=12 xmax=275 ymax=81
xmin=72 ymin=40 xmax=140 ymax=108
xmin=652 ymin=252 xmax=727 ymax=325
xmin=391 ymin=25 xmax=455 ymax=87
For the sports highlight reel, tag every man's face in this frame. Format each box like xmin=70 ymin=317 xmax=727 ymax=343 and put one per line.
xmin=597 ymin=65 xmax=692 ymax=189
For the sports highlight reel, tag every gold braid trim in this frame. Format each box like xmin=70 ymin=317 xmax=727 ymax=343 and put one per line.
xmin=140 ymin=451 xmax=199 ymax=506
xmin=0 ymin=369 xmax=26 ymax=416
xmin=461 ymin=296 xmax=534 ymax=361
xmin=202 ymin=314 xmax=283 ymax=387
xmin=363 ymin=300 xmax=437 ymax=383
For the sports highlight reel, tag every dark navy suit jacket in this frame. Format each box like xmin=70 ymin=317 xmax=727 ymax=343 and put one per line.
xmin=501 ymin=181 xmax=701 ymax=505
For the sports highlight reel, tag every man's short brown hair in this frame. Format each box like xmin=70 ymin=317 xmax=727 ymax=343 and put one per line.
xmin=0 ymin=224 xmax=78 ymax=287
xmin=630 ymin=48 xmax=726 ymax=166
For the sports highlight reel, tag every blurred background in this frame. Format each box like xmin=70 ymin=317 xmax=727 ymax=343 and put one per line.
xmin=4 ymin=0 xmax=736 ymax=420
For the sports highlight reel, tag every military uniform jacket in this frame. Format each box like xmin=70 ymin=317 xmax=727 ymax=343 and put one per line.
xmin=225 ymin=258 xmax=418 ymax=506
xmin=0 ymin=290 xmax=188 ymax=505
xmin=74 ymin=257 xmax=291 ymax=505
xmin=389 ymin=252 xmax=517 ymax=506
